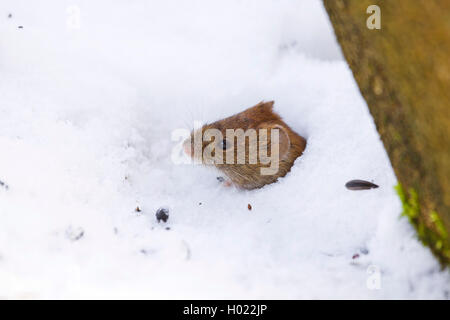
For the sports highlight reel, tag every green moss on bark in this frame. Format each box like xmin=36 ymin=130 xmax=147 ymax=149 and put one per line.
xmin=395 ymin=184 xmax=450 ymax=265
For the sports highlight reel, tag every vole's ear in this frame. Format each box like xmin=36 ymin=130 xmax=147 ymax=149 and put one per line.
xmin=256 ymin=100 xmax=274 ymax=111
xmin=258 ymin=122 xmax=290 ymax=160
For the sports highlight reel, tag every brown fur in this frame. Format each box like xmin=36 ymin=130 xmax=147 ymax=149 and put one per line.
xmin=185 ymin=101 xmax=307 ymax=190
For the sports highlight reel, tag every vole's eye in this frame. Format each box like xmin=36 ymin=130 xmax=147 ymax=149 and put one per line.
xmin=221 ymin=139 xmax=228 ymax=150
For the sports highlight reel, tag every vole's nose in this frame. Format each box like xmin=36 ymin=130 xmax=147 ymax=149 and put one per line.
xmin=183 ymin=139 xmax=192 ymax=156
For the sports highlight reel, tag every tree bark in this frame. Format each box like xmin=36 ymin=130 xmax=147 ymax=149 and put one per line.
xmin=323 ymin=0 xmax=450 ymax=265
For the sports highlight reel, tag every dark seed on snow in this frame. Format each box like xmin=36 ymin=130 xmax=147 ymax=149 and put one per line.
xmin=8 ymin=14 xmax=12 ymax=18
xmin=18 ymin=25 xmax=23 ymax=29
xmin=156 ymin=207 xmax=169 ymax=223
xmin=0 ymin=180 xmax=8 ymax=190
xmin=345 ymin=180 xmax=379 ymax=190
xmin=248 ymin=204 xmax=252 ymax=210
xmin=216 ymin=176 xmax=225 ymax=183
xmin=352 ymin=253 xmax=360 ymax=259
xmin=135 ymin=206 xmax=142 ymax=213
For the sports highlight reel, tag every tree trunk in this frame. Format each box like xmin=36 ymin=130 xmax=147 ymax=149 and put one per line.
xmin=323 ymin=0 xmax=450 ymax=265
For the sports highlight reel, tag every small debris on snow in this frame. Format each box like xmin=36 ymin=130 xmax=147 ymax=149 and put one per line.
xmin=216 ymin=176 xmax=225 ymax=183
xmin=140 ymin=248 xmax=156 ymax=256
xmin=18 ymin=26 xmax=23 ymax=29
xmin=345 ymin=180 xmax=379 ymax=190
xmin=352 ymin=253 xmax=360 ymax=260
xmin=247 ymin=204 xmax=252 ymax=211
xmin=156 ymin=207 xmax=169 ymax=223
xmin=360 ymin=247 xmax=369 ymax=255
xmin=8 ymin=13 xmax=12 ymax=18
xmin=135 ymin=206 xmax=142 ymax=213
xmin=198 ymin=202 xmax=202 ymax=206
xmin=165 ymin=227 xmax=171 ymax=231
xmin=0 ymin=180 xmax=8 ymax=190
xmin=182 ymin=240 xmax=191 ymax=261
xmin=65 ymin=226 xmax=85 ymax=242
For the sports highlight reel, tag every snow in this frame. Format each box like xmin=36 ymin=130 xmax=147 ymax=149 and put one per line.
xmin=0 ymin=0 xmax=448 ymax=299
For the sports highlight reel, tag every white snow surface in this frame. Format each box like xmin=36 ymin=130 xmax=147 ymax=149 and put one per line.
xmin=0 ymin=0 xmax=448 ymax=299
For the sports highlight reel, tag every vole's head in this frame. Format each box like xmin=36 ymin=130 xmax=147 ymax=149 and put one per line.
xmin=183 ymin=101 xmax=306 ymax=190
